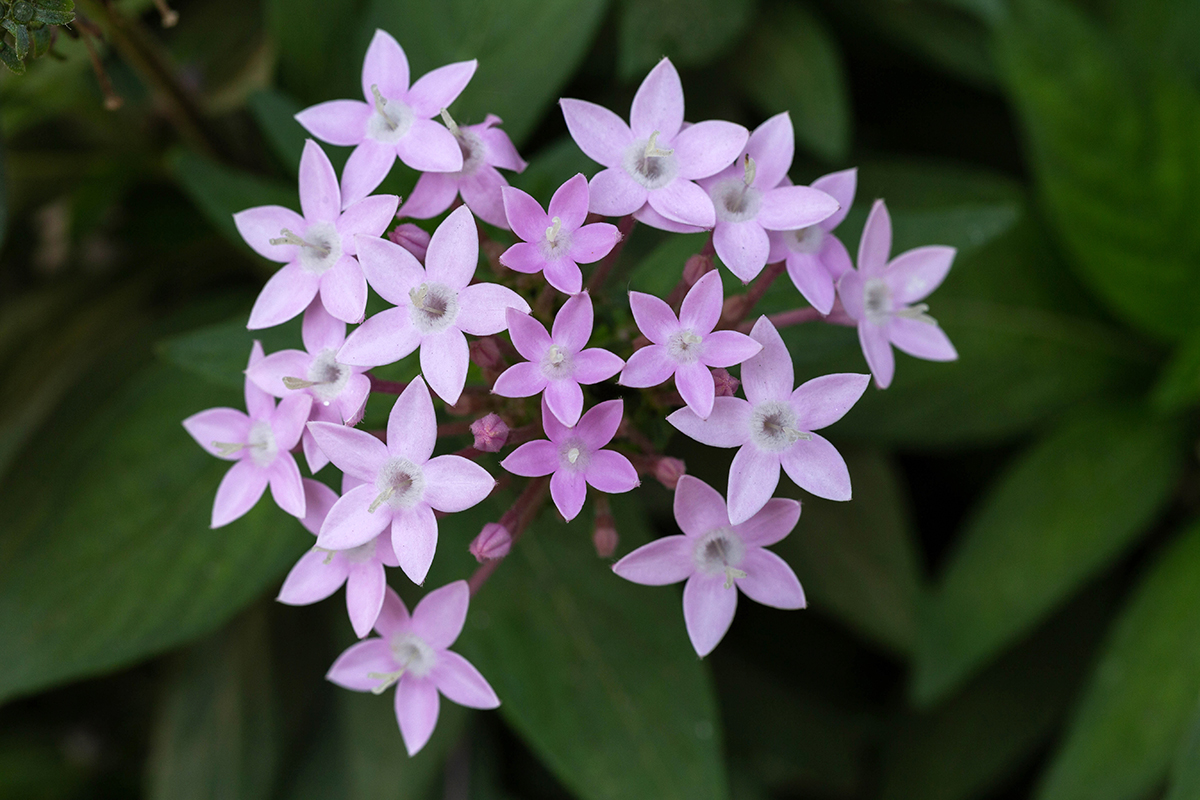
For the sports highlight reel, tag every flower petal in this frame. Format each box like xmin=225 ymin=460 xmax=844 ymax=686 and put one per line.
xmin=492 ymin=361 xmax=548 ymax=398
xmin=628 ymin=291 xmax=679 ymax=345
xmin=346 ymin=562 xmax=387 ymax=638
xmin=648 ymin=180 xmax=716 ymax=228
xmin=319 ymin=255 xmax=368 ymax=324
xmin=318 ymin=484 xmax=392 ymax=551
xmin=268 ymin=452 xmax=307 ymax=518
xmin=339 ymin=195 xmax=400 ymax=248
xmin=552 ymin=291 xmax=593 ymax=352
xmin=567 ymin=222 xmax=620 ymax=264
xmin=742 ymin=317 xmax=793 ymax=404
xmin=479 ymin=119 xmax=526 ymax=173
xmin=713 ymin=220 xmax=770 ymax=283
xmin=573 ymin=348 xmax=624 ymax=384
xmin=619 ymin=345 xmax=676 ymax=388
xmin=248 ymin=263 xmax=320 ymax=329
xmin=411 ymin=579 xmax=469 ymax=649
xmin=278 ymin=548 xmax=348 ymax=606
xmin=857 ymin=199 xmax=892 ymax=276
xmin=679 ymin=271 xmax=723 ymax=334
xmin=458 ymin=167 xmax=509 ymax=229
xmin=544 ymin=259 xmax=584 ymax=295
xmin=790 ymin=373 xmax=870 ymax=431
xmin=299 ymin=140 xmax=342 ymax=222
xmin=758 ymin=185 xmax=839 ymax=232
xmin=499 ymin=241 xmax=548 ymax=275
xmin=182 ymin=408 xmax=249 ymax=460
xmin=683 ymin=573 xmax=737 ymax=657
xmin=837 ymin=268 xmax=865 ymax=322
xmin=812 ymin=168 xmax=857 ymax=231
xmin=356 ymin=234 xmax=426 ymax=305
xmin=374 ymin=586 xmax=411 ymax=636
xmin=675 ymin=361 xmax=715 ymax=419
xmin=633 ymin=202 xmax=707 ymax=233
xmin=338 ymin=306 xmax=421 ymax=367
xmin=885 ymin=246 xmax=956 ymax=304
xmin=340 ymin=139 xmax=397 ymax=209
xmin=395 ymin=676 xmax=440 ymax=756
xmin=387 ymin=376 xmax=436 ymax=463
xmin=588 ymin=168 xmax=647 ymax=217
xmin=506 ymin=308 xmax=552 ymax=362
xmin=234 ymin=205 xmax=306 ymax=262
xmin=211 ymin=460 xmax=269 ymax=528
xmin=612 ymin=535 xmax=694 ymax=585
xmin=727 ymin=445 xmax=782 ymax=525
xmin=500 ymin=440 xmax=559 ymax=477
xmin=734 ymin=498 xmax=800 ymax=547
xmin=673 ymin=475 xmax=730 ymax=537
xmin=745 ymin=112 xmax=794 ymax=191
xmin=425 ymin=205 xmax=478 ymax=290
xmin=326 ymin=639 xmax=396 ymax=692
xmin=819 ymin=233 xmax=854 ymax=281
xmin=361 ymin=29 xmax=410 ymax=101
xmin=302 ymin=300 xmax=346 ymax=352
xmin=700 ymin=330 xmax=761 ymax=369
xmin=420 ymin=328 xmax=469 ymax=405
xmin=296 ymin=100 xmax=372 ymax=147
xmin=395 ymin=118 xmax=463 ymax=172
xmin=423 ymin=456 xmax=495 ymax=512
xmin=560 ymin=98 xmax=633 ymax=167
xmin=630 ymin=58 xmax=684 ymax=140
xmin=548 ymin=172 xmax=591 ymax=231
xmin=432 ymin=650 xmax=500 ymax=709
xmin=780 ymin=432 xmax=852 ymax=501
xmin=400 ymin=171 xmax=459 ymax=220
xmin=666 ymin=397 xmax=752 ymax=448
xmin=859 ymin=322 xmax=895 ymax=389
xmin=550 ymin=468 xmax=587 ymax=521
xmin=785 ymin=252 xmax=836 ymax=315
xmin=501 ymin=186 xmax=550 ymax=243
xmin=300 ymin=477 xmax=340 ymax=535
xmin=577 ymin=398 xmax=624 ymax=450
xmin=392 ymin=503 xmax=438 ymax=585
xmin=672 ymin=120 xmax=749 ymax=181
xmin=457 ymin=283 xmax=530 ymax=336
xmin=407 ymin=60 xmax=477 ymax=119
xmin=737 ymin=549 xmax=806 ymax=609
xmin=545 ymin=379 xmax=584 ymax=427
xmin=584 ymin=450 xmax=639 ymax=494
xmin=888 ymin=317 xmax=958 ymax=362
xmin=307 ymin=421 xmax=388 ymax=482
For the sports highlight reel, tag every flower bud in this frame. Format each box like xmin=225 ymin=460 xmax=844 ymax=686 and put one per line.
xmin=470 ymin=523 xmax=512 ymax=562
xmin=470 ymin=413 xmax=509 ymax=452
xmin=592 ymin=520 xmax=618 ymax=558
xmin=682 ymin=252 xmax=713 ymax=286
xmin=713 ymin=368 xmax=740 ymax=398
xmin=469 ymin=337 xmax=506 ymax=379
xmin=653 ymin=457 xmax=686 ymax=490
xmin=388 ymin=222 xmax=431 ymax=263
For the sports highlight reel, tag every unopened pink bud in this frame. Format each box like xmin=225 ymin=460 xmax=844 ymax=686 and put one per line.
xmin=469 ymin=337 xmax=506 ymax=374
xmin=653 ymin=457 xmax=686 ymax=490
xmin=470 ymin=413 xmax=509 ymax=452
xmin=682 ymin=253 xmax=713 ymax=285
xmin=713 ymin=368 xmax=740 ymax=397
xmin=470 ymin=523 xmax=512 ymax=562
xmin=592 ymin=521 xmax=618 ymax=558
xmin=388 ymin=222 xmax=431 ymax=263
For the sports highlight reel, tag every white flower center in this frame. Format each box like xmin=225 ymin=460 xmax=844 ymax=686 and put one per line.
xmin=693 ymin=528 xmax=748 ymax=589
xmin=269 ymin=221 xmax=343 ymax=275
xmin=666 ymin=329 xmax=705 ymax=364
xmin=450 ymin=127 xmax=486 ymax=177
xmin=623 ymin=131 xmax=678 ymax=191
xmin=389 ymin=632 xmax=436 ymax=678
xmin=863 ymin=278 xmax=892 ymax=324
xmin=783 ymin=225 xmax=824 ymax=255
xmin=246 ymin=420 xmax=278 ymax=467
xmin=367 ymin=84 xmax=415 ymax=144
xmin=558 ymin=438 xmax=590 ymax=472
xmin=284 ymin=348 xmax=351 ymax=404
xmin=370 ymin=457 xmax=426 ymax=512
xmin=344 ymin=536 xmax=378 ymax=565
xmin=408 ymin=282 xmax=460 ymax=334
xmin=540 ymin=344 xmax=575 ymax=380
xmin=710 ymin=179 xmax=762 ymax=224
xmin=539 ymin=216 xmax=573 ymax=261
xmin=748 ymin=400 xmax=810 ymax=453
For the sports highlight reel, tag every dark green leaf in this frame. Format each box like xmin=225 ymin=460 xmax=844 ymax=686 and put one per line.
xmin=998 ymin=0 xmax=1200 ymax=341
xmin=156 ymin=315 xmax=302 ymax=391
xmin=0 ymin=127 xmax=7 ymax=253
xmin=1166 ymin=706 xmax=1200 ymax=800
xmin=735 ymin=3 xmax=851 ymax=162
xmin=914 ymin=407 xmax=1181 ymax=704
xmin=1151 ymin=325 xmax=1200 ymax=413
xmin=147 ymin=608 xmax=280 ymax=800
xmin=247 ymin=89 xmax=307 ymax=170
xmin=617 ymin=0 xmax=752 ymax=80
xmin=0 ymin=363 xmax=309 ymax=703
xmin=265 ymin=0 xmax=367 ymax=103
xmin=510 ymin=137 xmax=598 ymax=203
xmin=627 ymin=231 xmax=709 ymax=299
xmin=1102 ymin=0 xmax=1200 ymax=86
xmin=1036 ymin=522 xmax=1200 ymax=800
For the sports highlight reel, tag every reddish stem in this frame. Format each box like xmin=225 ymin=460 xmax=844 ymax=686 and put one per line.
xmin=468 ymin=477 xmax=549 ymax=595
xmin=585 ymin=214 xmax=636 ymax=294
xmin=719 ymin=261 xmax=786 ymax=329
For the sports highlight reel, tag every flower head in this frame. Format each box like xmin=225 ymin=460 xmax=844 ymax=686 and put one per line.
xmin=837 ymin=200 xmax=958 ymax=388
xmin=182 ymin=342 xmax=312 ymax=527
xmin=768 ymin=168 xmax=858 ymax=314
xmin=612 ymin=475 xmax=805 ymax=656
xmin=469 ymin=522 xmax=512 ymax=562
xmin=295 ymin=29 xmax=478 ymax=207
xmin=492 ymin=292 xmax=624 ymax=426
xmin=326 ymin=581 xmax=499 ymax=755
xmin=469 ymin=413 xmax=509 ymax=452
xmin=234 ymin=140 xmax=399 ymax=328
xmin=667 ymin=317 xmax=869 ymax=523
xmin=560 ymin=58 xmax=748 ymax=229
xmin=501 ymin=398 xmax=638 ymax=521
xmin=619 ymin=271 xmax=761 ymax=419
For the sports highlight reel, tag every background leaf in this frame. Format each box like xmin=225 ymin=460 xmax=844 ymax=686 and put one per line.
xmin=1166 ymin=706 xmax=1200 ymax=800
xmin=0 ymin=128 xmax=7 ymax=253
xmin=157 ymin=314 xmax=302 ymax=391
xmin=617 ymin=0 xmax=752 ymax=81
xmin=247 ymin=89 xmax=306 ymax=171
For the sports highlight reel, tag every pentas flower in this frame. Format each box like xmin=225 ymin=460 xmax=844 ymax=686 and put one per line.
xmin=560 ymin=57 xmax=748 ymax=230
xmin=183 ymin=342 xmax=311 ymax=527
xmin=837 ymin=200 xmax=958 ymax=389
xmin=235 ymin=140 xmax=399 ymax=328
xmin=612 ymin=475 xmax=805 ymax=656
xmin=619 ymin=271 xmax=761 ymax=419
xmin=308 ymin=377 xmax=494 ymax=585
xmin=400 ymin=113 xmax=527 ymax=229
xmin=499 ymin=173 xmax=622 ymax=294
xmin=697 ymin=112 xmax=839 ymax=283
xmin=327 ymin=581 xmax=499 ymax=756
xmin=493 ymin=292 xmax=624 ymax=426
xmin=338 ymin=205 xmax=530 ymax=404
xmin=247 ymin=301 xmax=370 ymax=473
xmin=667 ymin=318 xmax=869 ymax=524
xmin=295 ymin=29 xmax=477 ymax=207
xmin=278 ymin=476 xmax=400 ymax=638
xmin=768 ymin=168 xmax=857 ymax=315
xmin=501 ymin=398 xmax=638 ymax=522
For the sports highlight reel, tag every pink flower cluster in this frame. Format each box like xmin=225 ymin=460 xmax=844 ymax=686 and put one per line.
xmin=182 ymin=30 xmax=959 ymax=755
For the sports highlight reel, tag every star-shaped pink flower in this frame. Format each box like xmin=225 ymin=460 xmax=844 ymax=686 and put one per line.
xmin=768 ymin=168 xmax=858 ymax=314
xmin=247 ymin=301 xmax=371 ymax=473
xmin=234 ymin=140 xmax=399 ymax=328
xmin=667 ymin=317 xmax=869 ymax=524
xmin=277 ymin=476 xmax=400 ymax=638
xmin=560 ymin=57 xmax=748 ymax=230
xmin=307 ymin=377 xmax=495 ymax=585
xmin=295 ymin=29 xmax=477 ymax=207
xmin=183 ymin=342 xmax=312 ymax=527
xmin=492 ymin=292 xmax=624 ymax=426
xmin=498 ymin=173 xmax=622 ymax=294
xmin=837 ymin=199 xmax=958 ymax=389
xmin=612 ymin=475 xmax=805 ymax=656
xmin=501 ymin=398 xmax=638 ymax=522
xmin=327 ymin=581 xmax=499 ymax=756
xmin=337 ymin=205 xmax=530 ymax=404
xmin=619 ymin=271 xmax=762 ymax=419
xmin=697 ymin=112 xmax=839 ymax=283
xmin=400 ymin=114 xmax=527 ymax=229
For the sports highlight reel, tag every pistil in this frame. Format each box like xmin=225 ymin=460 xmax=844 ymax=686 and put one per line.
xmin=723 ymin=566 xmax=747 ymax=590
xmin=371 ymin=84 xmax=397 ymax=130
xmin=545 ymin=216 xmax=562 ymax=243
xmin=644 ymin=130 xmax=673 ymax=158
xmin=366 ymin=668 xmax=406 ymax=695
xmin=269 ymin=228 xmax=331 ymax=257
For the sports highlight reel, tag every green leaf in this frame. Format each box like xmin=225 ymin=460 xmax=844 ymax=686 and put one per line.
xmin=247 ymin=89 xmax=306 ymax=170
xmin=774 ymin=449 xmax=923 ymax=654
xmin=0 ymin=363 xmax=308 ymax=703
xmin=1102 ymin=0 xmax=1200 ymax=86
xmin=735 ymin=3 xmax=851 ymax=162
xmin=1151 ymin=325 xmax=1200 ymax=413
xmin=147 ymin=608 xmax=280 ymax=800
xmin=617 ymin=0 xmax=752 ymax=80
xmin=157 ymin=314 xmax=302 ymax=391
xmin=1036 ymin=521 xmax=1200 ymax=800
xmin=997 ymin=0 xmax=1200 ymax=341
xmin=456 ymin=493 xmax=729 ymax=800
xmin=365 ymin=0 xmax=611 ymax=145
xmin=1166 ymin=706 xmax=1200 ymax=800
xmin=167 ymin=148 xmax=295 ymax=251
xmin=265 ymin=0 xmax=367 ymax=103
xmin=0 ymin=126 xmax=7 ymax=253
xmin=913 ymin=407 xmax=1181 ymax=704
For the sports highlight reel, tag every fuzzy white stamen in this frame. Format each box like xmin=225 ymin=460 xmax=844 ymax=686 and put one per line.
xmin=644 ymin=130 xmax=673 ymax=158
xmin=546 ymin=216 xmax=562 ymax=243
xmin=408 ymin=282 xmax=460 ymax=334
xmin=389 ymin=632 xmax=436 ymax=678
xmin=367 ymin=668 xmax=406 ymax=695
xmin=623 ymin=131 xmax=678 ymax=191
xmin=366 ymin=84 xmax=415 ymax=144
xmin=749 ymin=401 xmax=811 ymax=453
xmin=895 ymin=302 xmax=938 ymax=325
xmin=694 ymin=528 xmax=747 ymax=586
xmin=667 ymin=329 xmax=705 ymax=363
xmin=439 ymin=107 xmax=459 ymax=136
xmin=213 ymin=441 xmax=244 ymax=456
xmin=371 ymin=457 xmax=426 ymax=511
xmin=742 ymin=154 xmax=756 ymax=187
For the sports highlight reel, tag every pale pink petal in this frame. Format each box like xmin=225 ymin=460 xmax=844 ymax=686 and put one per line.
xmin=182 ymin=408 xmax=249 ymax=460
xmin=700 ymin=330 xmax=761 ymax=368
xmin=666 ymin=397 xmax=752 ymax=448
xmin=479 ymin=119 xmax=526 ymax=172
xmin=431 ymin=651 xmax=500 ymax=708
xmin=577 ymin=399 xmax=624 ymax=450
xmin=630 ymin=58 xmax=685 ymax=139
xmin=420 ymin=328 xmax=470 ymax=405
xmin=337 ymin=307 xmax=421 ymax=367
xmin=714 ymin=221 xmax=770 ymax=283
xmin=500 ymin=440 xmax=559 ymax=477
xmin=296 ymin=100 xmax=372 ymax=147
xmin=271 ymin=393 xmax=313 ymax=449
xmin=545 ymin=379 xmax=584 ymax=427
xmin=302 ymin=300 xmax=346 ymax=352
xmin=679 ymin=271 xmax=723 ymax=334
xmin=411 ymin=580 xmax=469 ymax=649
xmin=857 ymin=199 xmax=892 ymax=276
xmin=552 ymin=291 xmax=593 ymax=352
xmin=457 ymin=283 xmax=530 ymax=336
xmin=540 ymin=395 xmax=572 ymax=443
xmin=573 ymin=348 xmax=624 ymax=384
xmin=612 ymin=535 xmax=694 ymax=585
xmin=234 ymin=205 xmax=305 ymax=262
xmin=299 ymin=140 xmax=342 ymax=221
xmin=425 ymin=205 xmax=478 ymax=290
xmin=459 ymin=167 xmax=510 ymax=229
xmin=303 ymin=430 xmax=330 ymax=474
xmin=560 ymin=98 xmax=634 ymax=167
xmin=423 ymin=456 xmax=495 ymax=512
xmin=395 ymin=119 xmax=463 ymax=173
xmin=548 ymin=172 xmax=591 ymax=231
xmin=499 ymin=241 xmax=549 ymax=275
xmin=212 ymin=460 xmax=270 ymax=528
xmin=543 ymin=259 xmax=584 ymax=294
xmin=374 ymin=586 xmax=412 ymax=636
xmin=338 ymin=195 xmax=400 ymax=248
xmin=789 ymin=373 xmax=870 ymax=431
xmin=745 ymin=112 xmax=794 ymax=191
xmin=319 ymin=255 xmax=368 ymax=324
xmin=245 ymin=340 xmax=273 ymax=417
xmin=300 ymin=478 xmax=339 ymax=535
xmin=326 ymin=639 xmax=396 ymax=692
xmin=682 ymin=573 xmax=737 ymax=657
xmin=550 ymin=468 xmax=587 ymax=521
xmin=307 ymin=421 xmax=388 ymax=482
xmin=392 ymin=503 xmax=438 ymax=585
xmin=618 ymin=345 xmax=676 ymax=388
xmin=672 ymin=121 xmax=749 ymax=180
xmin=648 ymin=180 xmax=716 ymax=228
xmin=737 ymin=549 xmax=806 ymax=609
xmin=493 ymin=361 xmax=548 ymax=398
xmin=780 ymin=433 xmax=852 ymax=501
xmin=318 ymin=484 xmax=392 ymax=550
xmin=885 ymin=246 xmax=956 ymax=304
xmin=733 ymin=497 xmax=800 ymax=547
xmin=628 ymin=291 xmax=680 ymax=345
xmin=567 ymin=223 xmax=620 ymax=264
xmin=673 ymin=475 xmax=730 ymax=537
xmin=742 ymin=317 xmax=794 ymax=404
xmin=812 ymin=168 xmax=857 ymax=231
xmin=361 ymin=29 xmax=410 ymax=101
xmin=837 ymin=269 xmax=866 ymax=322
xmin=859 ymin=322 xmax=895 ymax=389
xmin=633 ymin=202 xmax=706 ymax=233
xmin=401 ymin=171 xmax=459 ymax=220
xmin=337 ymin=374 xmax=371 ymax=425
xmin=396 ymin=677 xmax=440 ymax=756
xmin=355 ymin=235 xmax=425 ymax=305
xmin=819 ymin=233 xmax=854 ymax=281
xmin=588 ymin=168 xmax=647 ymax=217
xmin=407 ymin=60 xmax=477 ymax=119
xmin=758 ymin=185 xmax=839 ymax=232
xmin=376 ymin=531 xmax=400 ymax=568
xmin=346 ymin=562 xmax=387 ymax=638
xmin=727 ymin=445 xmax=782 ymax=525
xmin=675 ymin=361 xmax=715 ymax=419
xmin=584 ymin=450 xmax=639 ymax=493
xmin=888 ymin=318 xmax=958 ymax=362
xmin=277 ymin=549 xmax=349 ymax=606
xmin=786 ymin=252 xmax=836 ymax=315
xmin=501 ymin=186 xmax=550 ymax=243
xmin=248 ymin=263 xmax=320 ymax=329
xmin=385 ymin=377 xmax=436 ymax=463
xmin=340 ymin=139 xmax=397 ymax=209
